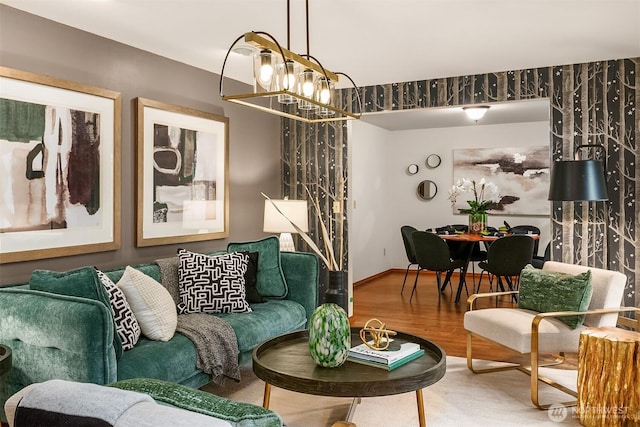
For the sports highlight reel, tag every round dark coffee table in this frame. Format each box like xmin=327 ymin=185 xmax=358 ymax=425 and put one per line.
xmin=252 ymin=328 xmax=445 ymax=426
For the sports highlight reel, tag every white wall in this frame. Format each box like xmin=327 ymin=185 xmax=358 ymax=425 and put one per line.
xmin=349 ymin=119 xmax=552 ymax=283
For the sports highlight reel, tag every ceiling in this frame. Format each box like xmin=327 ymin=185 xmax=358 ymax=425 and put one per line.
xmin=360 ymin=99 xmax=550 ymax=130
xmin=3 ymin=0 xmax=638 ymax=129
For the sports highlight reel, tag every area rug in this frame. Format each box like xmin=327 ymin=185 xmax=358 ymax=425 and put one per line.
xmin=203 ymin=356 xmax=582 ymax=426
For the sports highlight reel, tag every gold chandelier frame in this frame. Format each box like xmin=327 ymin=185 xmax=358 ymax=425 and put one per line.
xmin=219 ymin=1 xmax=362 ymax=123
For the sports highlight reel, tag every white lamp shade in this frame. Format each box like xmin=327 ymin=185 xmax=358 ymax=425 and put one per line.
xmin=263 ymin=200 xmax=309 ymax=233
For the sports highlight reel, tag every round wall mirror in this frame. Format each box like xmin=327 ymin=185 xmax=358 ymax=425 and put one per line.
xmin=417 ymin=180 xmax=438 ymax=200
xmin=407 ymin=164 xmax=419 ymax=175
xmin=426 ymin=154 xmax=441 ymax=169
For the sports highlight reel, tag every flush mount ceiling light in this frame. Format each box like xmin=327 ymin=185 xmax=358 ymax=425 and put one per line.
xmin=219 ymin=0 xmax=362 ymax=123
xmin=463 ymin=106 xmax=490 ymax=122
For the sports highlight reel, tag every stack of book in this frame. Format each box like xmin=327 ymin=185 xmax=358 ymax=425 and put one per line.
xmin=347 ymin=340 xmax=424 ymax=371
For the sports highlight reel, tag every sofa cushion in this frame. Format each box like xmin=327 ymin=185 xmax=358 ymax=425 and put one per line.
xmin=177 ymin=249 xmax=252 ymax=314
xmin=242 ymin=251 xmax=264 ymax=303
xmin=227 ymin=237 xmax=288 ymax=298
xmin=116 ymin=334 xmax=201 ymax=384
xmin=118 ymin=266 xmax=177 ymax=341
xmin=518 ymin=264 xmax=593 ymax=329
xmin=28 ymin=266 xmax=123 ymax=358
xmin=96 ymin=268 xmax=141 ymax=351
xmin=111 ymin=378 xmax=282 ymax=427
xmin=216 ymin=300 xmax=307 ymax=353
xmin=29 ymin=266 xmax=110 ymax=308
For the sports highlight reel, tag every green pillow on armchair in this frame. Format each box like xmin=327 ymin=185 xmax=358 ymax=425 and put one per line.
xmin=518 ymin=264 xmax=593 ymax=329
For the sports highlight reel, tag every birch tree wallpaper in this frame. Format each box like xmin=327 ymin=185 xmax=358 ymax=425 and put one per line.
xmin=284 ymin=57 xmax=639 ymax=310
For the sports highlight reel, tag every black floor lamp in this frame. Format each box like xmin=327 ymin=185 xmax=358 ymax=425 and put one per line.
xmin=548 ymin=144 xmax=609 ymax=265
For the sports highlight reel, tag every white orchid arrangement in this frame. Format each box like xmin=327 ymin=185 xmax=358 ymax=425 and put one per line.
xmin=448 ymin=178 xmax=500 ymax=214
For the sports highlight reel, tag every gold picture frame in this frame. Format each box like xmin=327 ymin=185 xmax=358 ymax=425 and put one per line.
xmin=0 ymin=66 xmax=121 ymax=263
xmin=135 ymin=97 xmax=229 ymax=247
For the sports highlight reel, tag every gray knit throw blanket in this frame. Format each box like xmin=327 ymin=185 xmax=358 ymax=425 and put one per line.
xmin=155 ymin=256 xmax=241 ymax=385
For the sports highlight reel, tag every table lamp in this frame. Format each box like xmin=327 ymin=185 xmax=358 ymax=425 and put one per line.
xmin=263 ymin=199 xmax=309 ymax=251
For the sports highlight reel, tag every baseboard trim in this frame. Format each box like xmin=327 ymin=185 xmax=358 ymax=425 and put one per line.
xmin=354 ymin=268 xmax=440 ymax=287
xmin=354 ymin=270 xmax=393 ymax=287
xmin=354 ymin=268 xmax=462 ymax=288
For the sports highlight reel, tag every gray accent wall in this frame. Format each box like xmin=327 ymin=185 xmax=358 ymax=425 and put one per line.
xmin=0 ymin=6 xmax=282 ymax=284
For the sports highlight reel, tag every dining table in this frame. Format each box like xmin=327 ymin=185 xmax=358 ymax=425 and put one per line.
xmin=437 ymin=232 xmax=539 ymax=303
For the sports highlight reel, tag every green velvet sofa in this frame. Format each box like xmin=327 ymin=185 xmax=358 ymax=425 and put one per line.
xmin=0 ymin=249 xmax=319 ymax=422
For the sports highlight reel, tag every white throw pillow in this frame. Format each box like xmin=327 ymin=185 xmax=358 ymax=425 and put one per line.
xmin=95 ymin=268 xmax=141 ymax=350
xmin=177 ymin=249 xmax=252 ymax=314
xmin=117 ymin=266 xmax=177 ymax=341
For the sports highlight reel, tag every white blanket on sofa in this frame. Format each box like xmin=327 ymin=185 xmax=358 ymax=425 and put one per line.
xmin=8 ymin=380 xmax=232 ymax=427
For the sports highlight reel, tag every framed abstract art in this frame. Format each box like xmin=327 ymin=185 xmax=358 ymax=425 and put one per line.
xmin=135 ymin=97 xmax=229 ymax=247
xmin=0 ymin=66 xmax=121 ymax=263
xmin=452 ymin=145 xmax=550 ymax=216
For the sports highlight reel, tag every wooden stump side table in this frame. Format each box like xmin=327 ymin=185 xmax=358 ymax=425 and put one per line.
xmin=577 ymin=327 xmax=640 ymax=427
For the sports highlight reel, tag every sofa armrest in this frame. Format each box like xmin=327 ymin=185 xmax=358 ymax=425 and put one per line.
xmin=280 ymin=252 xmax=319 ymax=323
xmin=0 ymin=288 xmax=117 ymax=421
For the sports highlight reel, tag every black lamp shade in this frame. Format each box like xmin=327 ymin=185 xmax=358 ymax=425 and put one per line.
xmin=548 ymin=160 xmax=608 ymax=201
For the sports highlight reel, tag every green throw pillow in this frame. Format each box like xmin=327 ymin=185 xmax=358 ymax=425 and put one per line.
xmin=518 ymin=264 xmax=593 ymax=329
xmin=110 ymin=378 xmax=282 ymax=427
xmin=29 ymin=266 xmax=124 ymax=358
xmin=227 ymin=237 xmax=288 ymax=298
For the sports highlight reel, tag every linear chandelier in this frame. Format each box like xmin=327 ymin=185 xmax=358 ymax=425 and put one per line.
xmin=219 ymin=0 xmax=362 ymax=123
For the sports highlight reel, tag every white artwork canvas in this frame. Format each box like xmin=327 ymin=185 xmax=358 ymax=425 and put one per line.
xmin=453 ymin=146 xmax=550 ymax=215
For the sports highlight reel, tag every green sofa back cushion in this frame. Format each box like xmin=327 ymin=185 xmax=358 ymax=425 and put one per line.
xmin=227 ymin=237 xmax=287 ymax=298
xmin=111 ymin=378 xmax=282 ymax=427
xmin=518 ymin=264 xmax=593 ymax=329
xmin=29 ymin=266 xmax=123 ymax=357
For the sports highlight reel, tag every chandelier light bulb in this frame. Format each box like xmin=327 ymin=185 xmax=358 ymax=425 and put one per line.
xmin=301 ymin=69 xmax=315 ymax=98
xmin=282 ymin=60 xmax=296 ymax=90
xmin=319 ymin=78 xmax=331 ymax=104
xmin=259 ymin=50 xmax=274 ymax=84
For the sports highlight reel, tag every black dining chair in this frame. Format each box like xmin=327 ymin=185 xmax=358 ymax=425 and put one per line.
xmin=400 ymin=225 xmax=419 ymax=294
xmin=531 ymin=242 xmax=551 ymax=269
xmin=476 ymin=235 xmax=535 ymax=297
xmin=409 ymin=231 xmax=467 ymax=303
xmin=507 ymin=224 xmax=541 ymax=257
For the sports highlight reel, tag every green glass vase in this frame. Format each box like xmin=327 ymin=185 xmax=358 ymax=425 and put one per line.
xmin=468 ymin=212 xmax=488 ymax=234
xmin=308 ymin=303 xmax=351 ymax=368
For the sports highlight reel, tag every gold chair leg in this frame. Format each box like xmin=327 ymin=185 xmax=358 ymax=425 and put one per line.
xmin=466 ymin=332 xmax=519 ymax=374
xmin=529 ymin=351 xmax=577 ymax=409
xmin=467 ymin=332 xmax=577 ymax=409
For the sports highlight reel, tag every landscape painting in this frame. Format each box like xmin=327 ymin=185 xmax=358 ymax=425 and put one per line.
xmin=452 ymin=146 xmax=550 ymax=215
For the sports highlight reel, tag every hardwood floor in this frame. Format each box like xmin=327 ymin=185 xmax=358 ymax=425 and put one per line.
xmin=350 ymin=269 xmax=577 ymax=367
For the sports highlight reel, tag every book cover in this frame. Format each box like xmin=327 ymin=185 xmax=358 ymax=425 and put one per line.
xmin=348 ymin=340 xmax=421 ymax=365
xmin=347 ymin=349 xmax=425 ymax=371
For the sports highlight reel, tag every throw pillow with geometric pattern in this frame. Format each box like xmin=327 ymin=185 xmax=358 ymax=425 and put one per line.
xmin=95 ymin=268 xmax=141 ymax=351
xmin=177 ymin=249 xmax=252 ymax=314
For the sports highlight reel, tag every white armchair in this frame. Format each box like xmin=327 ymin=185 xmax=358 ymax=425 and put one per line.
xmin=464 ymin=261 xmax=639 ymax=409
